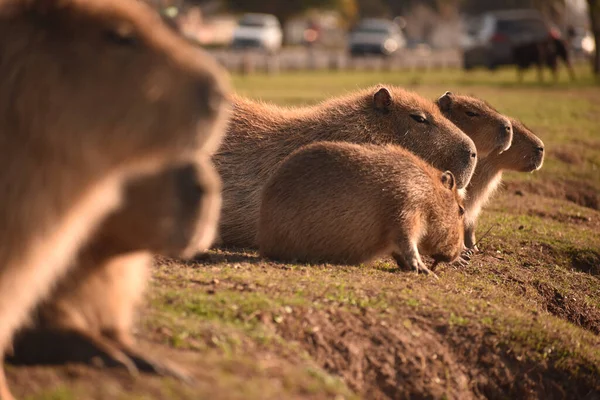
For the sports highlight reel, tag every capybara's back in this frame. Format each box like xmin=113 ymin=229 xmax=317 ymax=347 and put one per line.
xmin=258 ymin=142 xmax=465 ymax=270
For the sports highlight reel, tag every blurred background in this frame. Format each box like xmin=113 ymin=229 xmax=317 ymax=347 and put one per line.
xmin=145 ymin=0 xmax=598 ymax=77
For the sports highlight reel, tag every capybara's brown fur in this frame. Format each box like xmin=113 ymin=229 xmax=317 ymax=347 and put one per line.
xmin=0 ymin=0 xmax=229 ymax=397
xmin=462 ymin=118 xmax=544 ymax=249
xmin=437 ymin=92 xmax=513 ymax=157
xmin=216 ymin=86 xmax=477 ymax=247
xmin=258 ymin=142 xmax=465 ymax=275
xmin=9 ymin=158 xmax=221 ymax=379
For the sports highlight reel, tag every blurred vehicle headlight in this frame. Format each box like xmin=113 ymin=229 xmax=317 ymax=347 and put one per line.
xmin=582 ymin=36 xmax=595 ymax=54
xmin=383 ymin=38 xmax=398 ymax=53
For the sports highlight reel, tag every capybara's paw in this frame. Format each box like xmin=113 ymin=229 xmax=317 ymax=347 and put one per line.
xmin=415 ymin=260 xmax=439 ymax=280
xmin=452 ymin=257 xmax=470 ymax=268
xmin=122 ymin=349 xmax=195 ymax=385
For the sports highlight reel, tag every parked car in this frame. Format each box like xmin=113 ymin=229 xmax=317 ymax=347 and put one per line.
xmin=461 ymin=9 xmax=550 ymax=70
xmin=348 ymin=18 xmax=406 ymax=56
xmin=231 ymin=13 xmax=283 ymax=53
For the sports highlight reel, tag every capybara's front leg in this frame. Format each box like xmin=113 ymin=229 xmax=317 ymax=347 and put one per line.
xmin=394 ymin=237 xmax=439 ymax=279
xmin=464 ymin=220 xmax=478 ymax=252
xmin=8 ymin=328 xmax=194 ymax=384
xmin=109 ymin=332 xmax=194 ymax=385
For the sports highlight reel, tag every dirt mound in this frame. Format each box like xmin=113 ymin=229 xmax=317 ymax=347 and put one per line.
xmin=534 ymin=281 xmax=600 ymax=335
xmin=505 ymin=180 xmax=600 ymax=210
xmin=568 ymin=249 xmax=600 ymax=276
xmin=551 ymin=148 xmax=584 ymax=165
xmin=279 ymin=306 xmax=600 ymax=400
xmin=278 ymin=307 xmax=474 ymax=399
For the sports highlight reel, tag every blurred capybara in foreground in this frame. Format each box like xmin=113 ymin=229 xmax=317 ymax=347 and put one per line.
xmin=216 ymin=86 xmax=477 ymax=247
xmin=0 ymin=0 xmax=229 ymax=397
xmin=258 ymin=142 xmax=465 ymax=276
xmin=462 ymin=118 xmax=544 ymax=250
xmin=437 ymin=92 xmax=513 ymax=157
xmin=9 ymin=158 xmax=221 ymax=381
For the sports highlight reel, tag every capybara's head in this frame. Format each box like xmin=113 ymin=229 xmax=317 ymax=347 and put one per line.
xmin=421 ymin=171 xmax=465 ymax=264
xmin=498 ymin=118 xmax=545 ymax=172
xmin=437 ymin=92 xmax=513 ymax=157
xmin=95 ymin=158 xmax=221 ymax=259
xmin=0 ymin=0 xmax=229 ymax=165
xmin=360 ymin=86 xmax=477 ymax=189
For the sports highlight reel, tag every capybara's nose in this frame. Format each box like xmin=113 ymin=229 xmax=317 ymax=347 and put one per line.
xmin=470 ymin=151 xmax=477 ymax=159
xmin=504 ymin=124 xmax=512 ymax=134
xmin=536 ymin=146 xmax=544 ymax=153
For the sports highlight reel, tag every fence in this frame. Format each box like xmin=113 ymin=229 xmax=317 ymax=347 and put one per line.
xmin=208 ymin=48 xmax=463 ymax=74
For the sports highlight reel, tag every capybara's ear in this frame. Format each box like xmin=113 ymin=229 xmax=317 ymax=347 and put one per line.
xmin=437 ymin=91 xmax=453 ymax=112
xmin=373 ymin=87 xmax=392 ymax=111
xmin=440 ymin=171 xmax=456 ymax=190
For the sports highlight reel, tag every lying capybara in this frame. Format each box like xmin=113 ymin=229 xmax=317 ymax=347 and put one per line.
xmin=0 ymin=0 xmax=229 ymax=398
xmin=437 ymin=92 xmax=513 ymax=157
xmin=9 ymin=158 xmax=220 ymax=380
xmin=463 ymin=118 xmax=544 ymax=250
xmin=216 ymin=86 xmax=477 ymax=247
xmin=258 ymin=142 xmax=465 ymax=275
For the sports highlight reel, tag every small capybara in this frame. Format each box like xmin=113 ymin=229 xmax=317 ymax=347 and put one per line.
xmin=463 ymin=118 xmax=544 ymax=250
xmin=0 ymin=0 xmax=229 ymax=398
xmin=437 ymin=92 xmax=513 ymax=157
xmin=8 ymin=158 xmax=220 ymax=380
xmin=216 ymin=86 xmax=477 ymax=247
xmin=258 ymin=142 xmax=465 ymax=275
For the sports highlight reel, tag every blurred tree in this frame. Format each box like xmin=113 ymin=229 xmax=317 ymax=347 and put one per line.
xmin=336 ymin=0 xmax=359 ymax=27
xmin=356 ymin=0 xmax=390 ymax=18
xmin=590 ymin=0 xmax=600 ymax=74
xmin=221 ymin=0 xmax=351 ymax=23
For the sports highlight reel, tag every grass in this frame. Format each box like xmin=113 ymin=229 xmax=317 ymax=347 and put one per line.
xmin=10 ymin=64 xmax=600 ymax=399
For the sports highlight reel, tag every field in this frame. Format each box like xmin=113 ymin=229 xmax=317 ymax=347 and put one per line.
xmin=8 ymin=66 xmax=600 ymax=399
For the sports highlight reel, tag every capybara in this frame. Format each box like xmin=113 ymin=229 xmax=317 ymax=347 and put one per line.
xmin=8 ymin=158 xmax=220 ymax=380
xmin=462 ymin=118 xmax=544 ymax=250
xmin=216 ymin=86 xmax=477 ymax=247
xmin=0 ymin=0 xmax=229 ymax=398
xmin=437 ymin=92 xmax=513 ymax=157
xmin=258 ymin=142 xmax=465 ymax=275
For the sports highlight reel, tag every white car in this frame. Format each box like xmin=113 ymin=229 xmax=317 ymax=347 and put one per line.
xmin=348 ymin=18 xmax=406 ymax=56
xmin=231 ymin=13 xmax=283 ymax=53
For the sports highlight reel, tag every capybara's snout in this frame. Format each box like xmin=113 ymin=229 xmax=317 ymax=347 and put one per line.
xmin=498 ymin=118 xmax=514 ymax=153
xmin=455 ymin=141 xmax=478 ymax=189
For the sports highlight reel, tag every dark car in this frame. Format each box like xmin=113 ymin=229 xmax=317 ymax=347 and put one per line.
xmin=461 ymin=9 xmax=550 ymax=70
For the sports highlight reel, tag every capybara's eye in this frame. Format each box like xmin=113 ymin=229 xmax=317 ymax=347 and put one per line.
xmin=458 ymin=205 xmax=465 ymax=217
xmin=465 ymin=111 xmax=479 ymax=117
xmin=104 ymin=28 xmax=138 ymax=47
xmin=410 ymin=114 xmax=428 ymax=124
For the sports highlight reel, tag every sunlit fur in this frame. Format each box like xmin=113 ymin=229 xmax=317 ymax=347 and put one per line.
xmin=258 ymin=142 xmax=465 ymax=272
xmin=215 ymin=86 xmax=476 ymax=247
